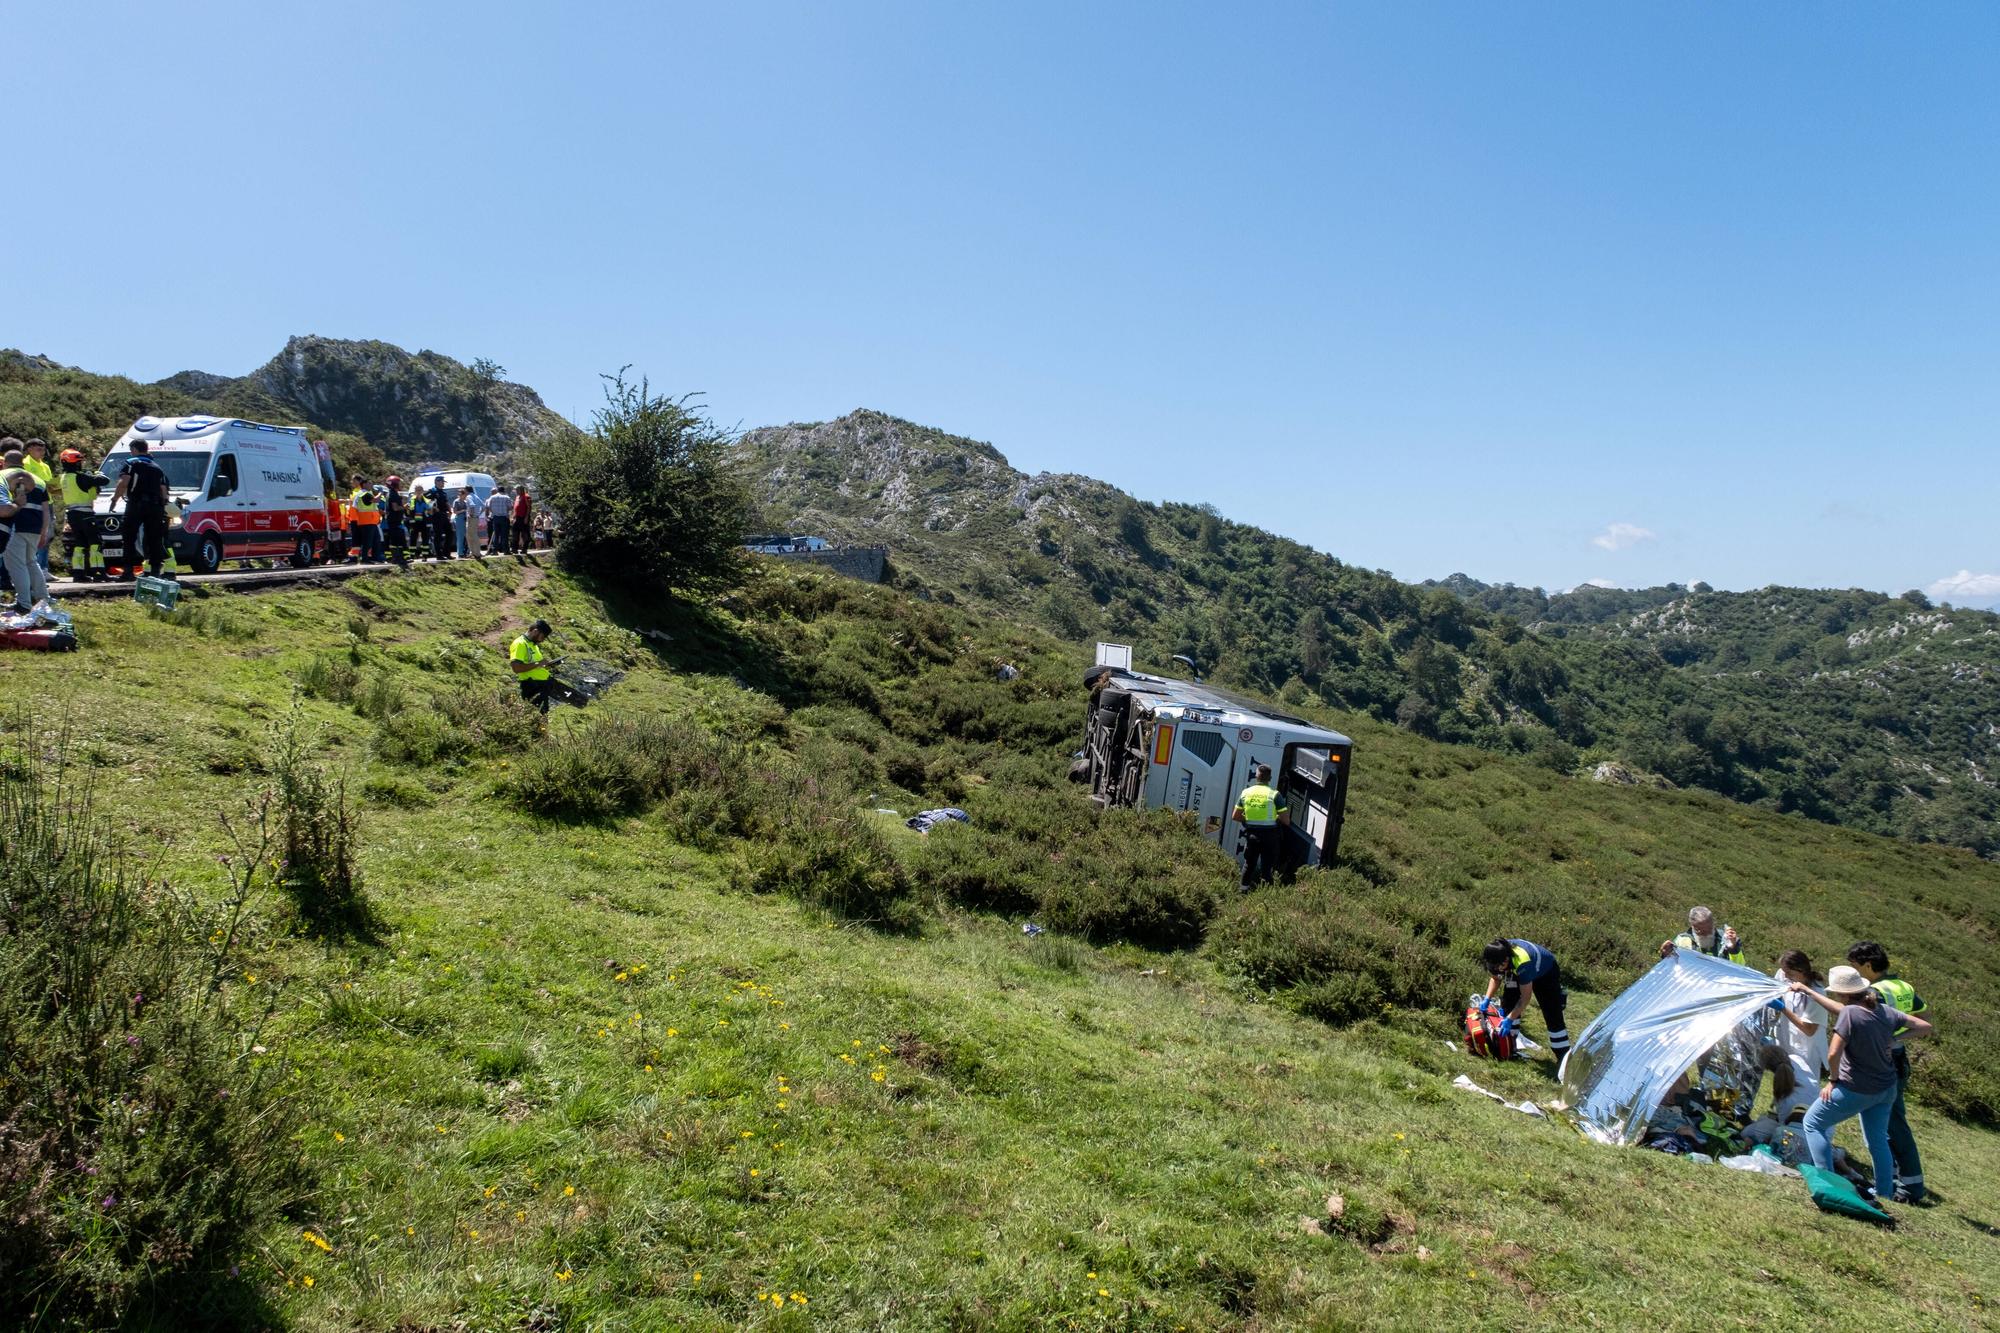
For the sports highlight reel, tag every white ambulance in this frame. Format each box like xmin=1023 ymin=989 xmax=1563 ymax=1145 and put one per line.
xmin=97 ymin=416 xmax=339 ymax=573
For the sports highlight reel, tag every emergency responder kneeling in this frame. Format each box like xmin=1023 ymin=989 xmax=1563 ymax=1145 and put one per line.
xmin=58 ymin=448 xmax=110 ymax=580
xmin=1231 ymin=763 xmax=1289 ymax=890
xmin=510 ymin=618 xmax=555 ymax=715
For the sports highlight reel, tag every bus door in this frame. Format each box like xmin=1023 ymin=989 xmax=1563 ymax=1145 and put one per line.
xmin=1170 ymin=725 xmax=1238 ymax=847
xmin=1278 ymin=743 xmax=1348 ymax=871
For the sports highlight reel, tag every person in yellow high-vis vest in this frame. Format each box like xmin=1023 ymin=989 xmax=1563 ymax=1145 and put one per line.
xmin=349 ymin=485 xmax=384 ymax=563
xmin=509 ymin=618 xmax=555 ymax=715
xmin=57 ymin=448 xmax=111 ymax=580
xmin=1231 ymin=763 xmax=1290 ymax=890
xmin=20 ymin=439 xmax=56 ymax=575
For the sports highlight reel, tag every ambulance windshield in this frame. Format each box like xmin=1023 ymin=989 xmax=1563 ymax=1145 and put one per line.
xmin=101 ymin=450 xmax=214 ymax=493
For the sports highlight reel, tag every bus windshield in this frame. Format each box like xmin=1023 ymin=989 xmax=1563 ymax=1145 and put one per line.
xmin=101 ymin=450 xmax=213 ymax=492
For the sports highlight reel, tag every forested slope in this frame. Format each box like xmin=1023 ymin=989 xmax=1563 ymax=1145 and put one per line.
xmin=735 ymin=410 xmax=2000 ymax=855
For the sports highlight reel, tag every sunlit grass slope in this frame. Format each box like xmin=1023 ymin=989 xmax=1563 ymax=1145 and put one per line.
xmin=10 ymin=558 xmax=2000 ymax=1331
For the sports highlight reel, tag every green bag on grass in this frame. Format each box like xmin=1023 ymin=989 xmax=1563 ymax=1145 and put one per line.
xmin=1800 ymin=1164 xmax=1892 ymax=1224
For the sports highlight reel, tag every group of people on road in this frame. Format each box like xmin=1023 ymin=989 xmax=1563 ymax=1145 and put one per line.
xmin=1476 ymin=908 xmax=1934 ymax=1211
xmin=0 ymin=435 xmax=173 ymax=603
xmin=344 ymin=477 xmax=539 ymax=566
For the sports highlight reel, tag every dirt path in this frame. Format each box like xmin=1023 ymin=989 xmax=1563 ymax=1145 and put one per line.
xmin=481 ymin=560 xmax=551 ymax=644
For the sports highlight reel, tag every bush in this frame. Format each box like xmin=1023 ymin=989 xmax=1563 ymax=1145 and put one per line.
xmin=298 ymin=652 xmax=359 ymax=703
xmin=528 ymin=371 xmax=749 ymax=595
xmin=0 ymin=759 xmax=299 ymax=1327
xmin=271 ymin=708 xmax=377 ymax=940
xmin=735 ymin=774 xmax=915 ymax=929
xmin=1208 ymin=868 xmax=1460 ymax=1024
xmin=906 ymin=784 xmax=1232 ymax=950
xmin=504 ymin=714 xmax=741 ymax=822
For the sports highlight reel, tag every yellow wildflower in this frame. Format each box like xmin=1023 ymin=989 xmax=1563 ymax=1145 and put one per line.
xmin=557 ymin=1268 xmax=573 ymax=1281
xmin=302 ymin=1275 xmax=314 ymax=1288
xmin=563 ymin=1184 xmax=576 ymax=1197
xmin=303 ymin=1230 xmax=332 ymax=1252
xmin=332 ymin=1131 xmax=345 ymax=1143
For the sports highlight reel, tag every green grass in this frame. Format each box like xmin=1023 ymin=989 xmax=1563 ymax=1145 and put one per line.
xmin=9 ymin=559 xmax=2000 ymax=1329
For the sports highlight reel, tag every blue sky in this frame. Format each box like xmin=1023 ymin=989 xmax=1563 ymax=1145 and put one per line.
xmin=8 ymin=2 xmax=1997 ymax=601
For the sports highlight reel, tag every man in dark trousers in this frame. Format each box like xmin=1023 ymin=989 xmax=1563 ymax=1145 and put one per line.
xmin=429 ymin=476 xmax=452 ymax=560
xmin=1230 ymin=763 xmax=1289 ymax=889
xmin=1479 ymin=938 xmax=1571 ymax=1063
xmin=110 ymin=438 xmax=171 ymax=578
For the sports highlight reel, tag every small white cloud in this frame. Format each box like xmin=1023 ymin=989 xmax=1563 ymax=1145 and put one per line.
xmin=1590 ymin=522 xmax=1657 ymax=552
xmin=1581 ymin=577 xmax=1618 ymax=589
xmin=1926 ymin=570 xmax=2000 ymax=603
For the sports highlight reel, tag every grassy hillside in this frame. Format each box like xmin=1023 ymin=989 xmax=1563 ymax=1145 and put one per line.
xmin=735 ymin=411 xmax=2000 ymax=858
xmin=5 ymin=559 xmax=2000 ymax=1328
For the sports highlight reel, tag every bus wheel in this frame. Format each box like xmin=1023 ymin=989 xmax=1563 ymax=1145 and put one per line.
xmin=289 ymin=537 xmax=316 ymax=569
xmin=192 ymin=535 xmax=224 ymax=574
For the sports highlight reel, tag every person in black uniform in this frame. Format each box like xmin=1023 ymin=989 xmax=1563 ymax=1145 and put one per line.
xmin=110 ymin=438 xmax=171 ymax=578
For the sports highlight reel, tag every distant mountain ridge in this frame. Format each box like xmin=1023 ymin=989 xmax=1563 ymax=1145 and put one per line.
xmin=0 ymin=336 xmax=571 ymax=470
xmin=735 ymin=409 xmax=2000 ymax=856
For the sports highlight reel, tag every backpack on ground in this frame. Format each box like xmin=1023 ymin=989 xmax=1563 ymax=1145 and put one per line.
xmin=1463 ymin=999 xmax=1517 ymax=1060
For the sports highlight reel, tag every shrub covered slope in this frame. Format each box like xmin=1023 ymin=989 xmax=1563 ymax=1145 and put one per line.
xmin=735 ymin=410 xmax=2000 ymax=857
xmin=2 ymin=558 xmax=1998 ymax=1328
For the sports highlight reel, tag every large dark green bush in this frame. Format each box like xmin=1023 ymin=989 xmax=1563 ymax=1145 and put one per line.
xmin=0 ymin=763 xmax=299 ymax=1328
xmin=503 ymin=714 xmax=742 ymax=822
xmin=529 ymin=371 xmax=749 ymax=595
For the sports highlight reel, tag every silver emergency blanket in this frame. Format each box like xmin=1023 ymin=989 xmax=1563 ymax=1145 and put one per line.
xmin=1560 ymin=951 xmax=1790 ymax=1146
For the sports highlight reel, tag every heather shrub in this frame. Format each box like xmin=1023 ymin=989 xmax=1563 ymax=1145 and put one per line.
xmin=270 ymin=708 xmax=377 ymax=940
xmin=1207 ymin=867 xmax=1460 ymax=1024
xmin=906 ymin=783 xmax=1232 ymax=949
xmin=735 ymin=771 xmax=915 ymax=929
xmin=505 ymin=714 xmax=744 ymax=822
xmin=0 ymin=759 xmax=299 ymax=1328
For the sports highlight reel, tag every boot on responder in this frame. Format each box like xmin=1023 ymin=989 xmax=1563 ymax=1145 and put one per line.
xmin=1230 ymin=763 xmax=1289 ymax=890
xmin=57 ymin=448 xmax=110 ymax=580
xmin=1659 ymin=905 xmax=1746 ymax=963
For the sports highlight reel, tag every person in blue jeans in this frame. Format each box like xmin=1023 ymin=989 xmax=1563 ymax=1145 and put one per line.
xmin=1792 ymin=964 xmax=1933 ymax=1204
xmin=1848 ymin=940 xmax=1930 ymax=1204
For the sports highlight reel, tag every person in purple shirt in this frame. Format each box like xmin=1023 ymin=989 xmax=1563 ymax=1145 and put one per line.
xmin=1791 ymin=964 xmax=1934 ymax=1204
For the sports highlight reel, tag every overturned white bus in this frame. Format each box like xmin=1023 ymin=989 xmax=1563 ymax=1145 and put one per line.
xmin=1073 ymin=656 xmax=1354 ymax=876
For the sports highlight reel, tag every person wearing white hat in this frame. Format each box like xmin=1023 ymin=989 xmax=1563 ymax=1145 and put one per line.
xmin=1789 ymin=965 xmax=1934 ymax=1203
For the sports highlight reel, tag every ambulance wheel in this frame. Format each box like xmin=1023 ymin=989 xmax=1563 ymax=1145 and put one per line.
xmin=288 ymin=537 xmax=317 ymax=569
xmin=192 ymin=535 xmax=224 ymax=574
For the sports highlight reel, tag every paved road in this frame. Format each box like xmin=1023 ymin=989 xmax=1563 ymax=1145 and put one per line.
xmin=47 ymin=549 xmax=554 ymax=600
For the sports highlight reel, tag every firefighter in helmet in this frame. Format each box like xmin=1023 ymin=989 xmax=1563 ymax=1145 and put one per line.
xmin=57 ymin=448 xmax=110 ymax=580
